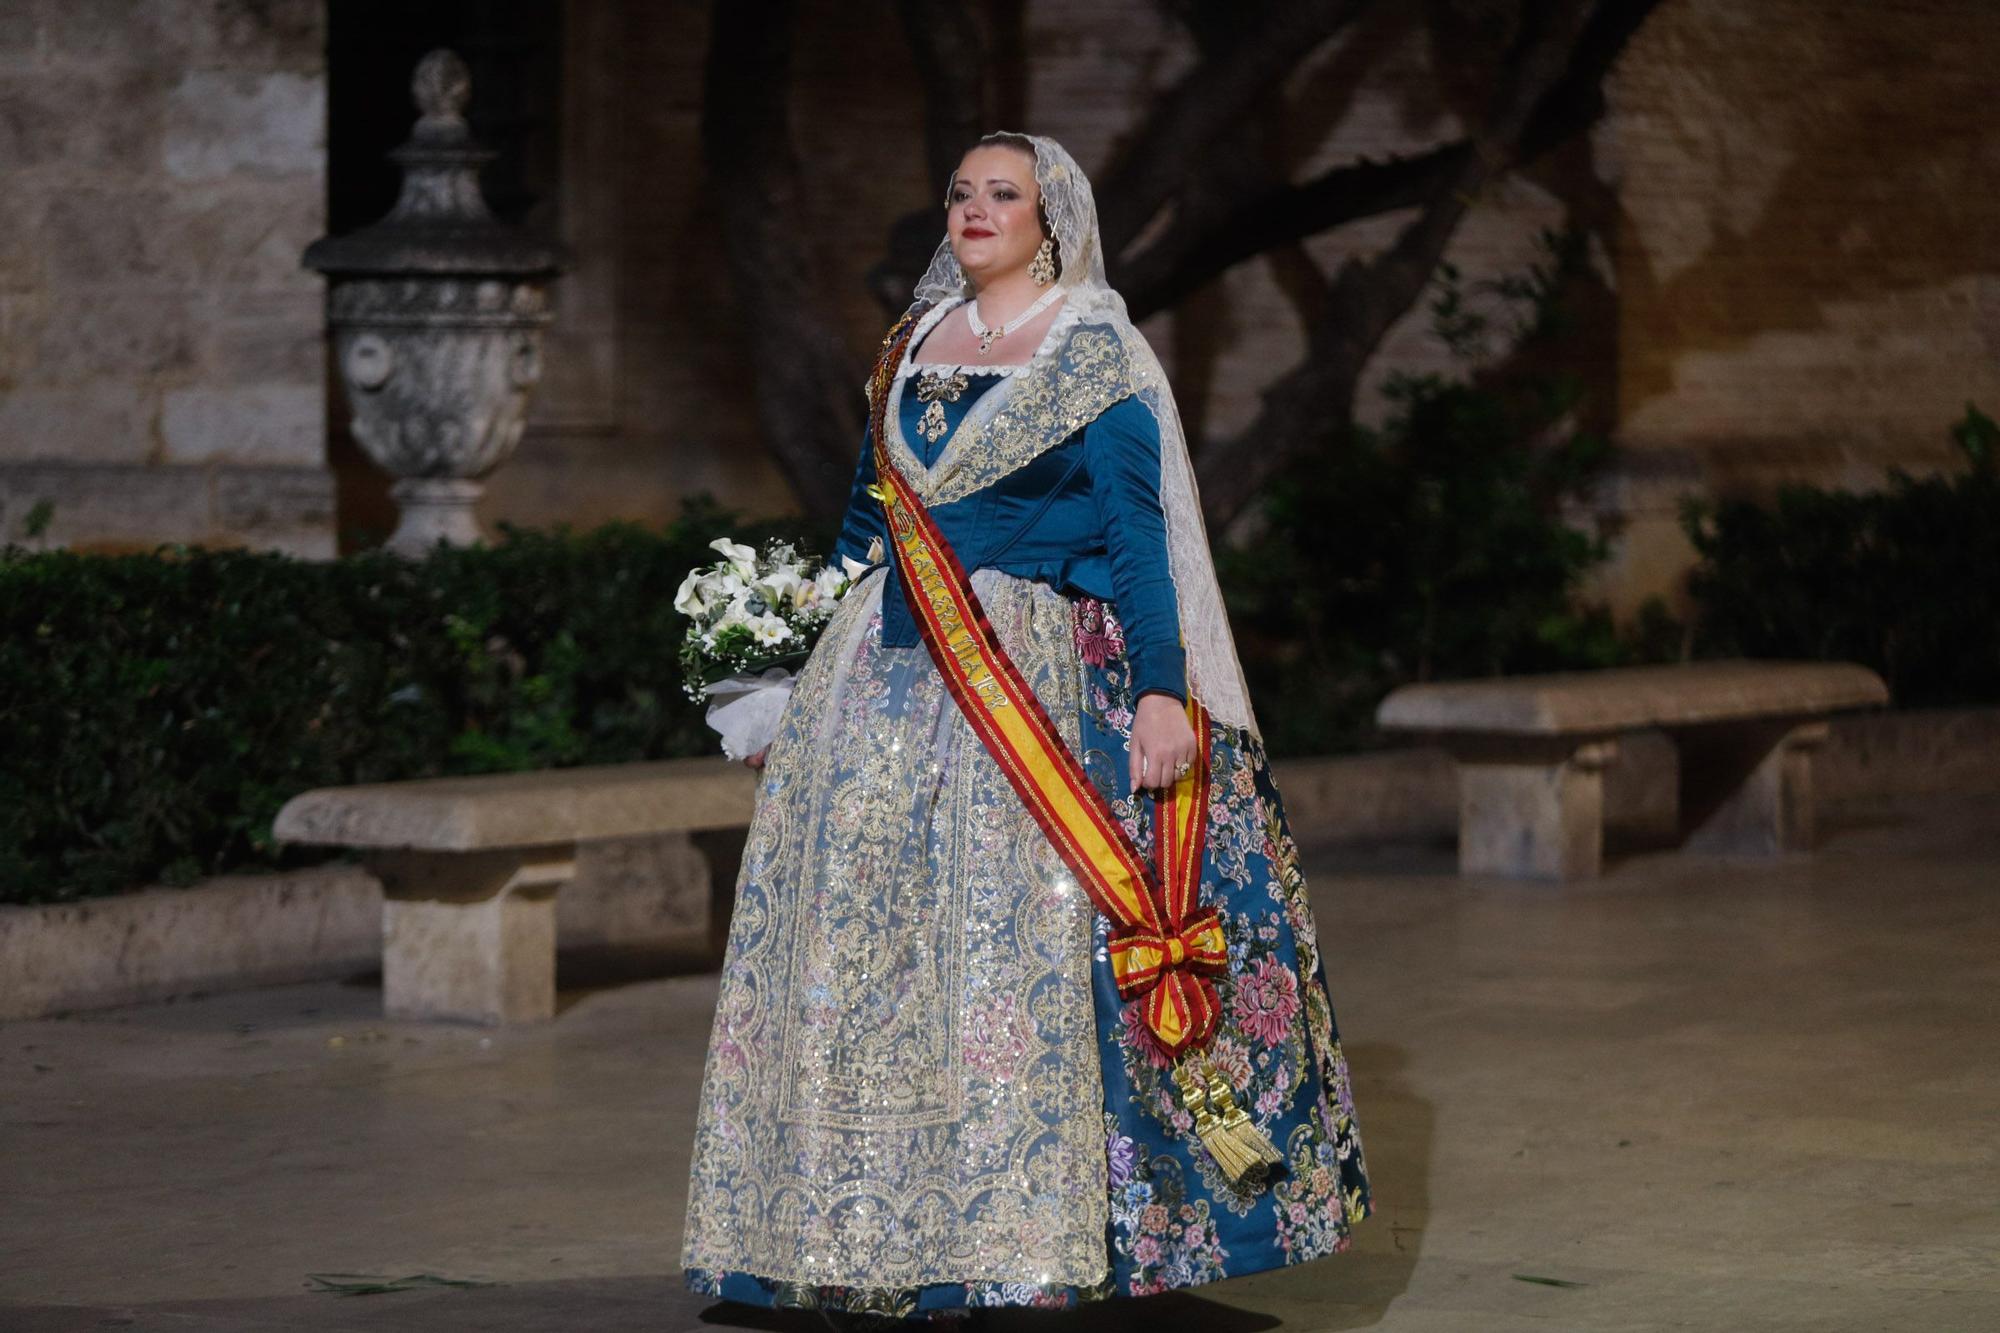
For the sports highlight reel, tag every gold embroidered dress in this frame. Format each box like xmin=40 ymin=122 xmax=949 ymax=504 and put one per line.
xmin=682 ymin=135 xmax=1370 ymax=1321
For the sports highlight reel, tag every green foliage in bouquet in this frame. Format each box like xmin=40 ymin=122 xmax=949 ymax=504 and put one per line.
xmin=1218 ymin=231 xmax=1675 ymax=757
xmin=1680 ymin=403 xmax=2000 ymax=706
xmin=0 ymin=500 xmax=831 ymax=904
xmin=679 ymin=618 xmax=809 ymax=692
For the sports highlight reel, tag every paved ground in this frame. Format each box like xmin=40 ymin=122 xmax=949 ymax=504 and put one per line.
xmin=3 ymin=795 xmax=1997 ymax=1332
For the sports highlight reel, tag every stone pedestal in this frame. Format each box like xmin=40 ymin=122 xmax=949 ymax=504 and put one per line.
xmin=689 ymin=827 xmax=749 ymax=960
xmin=385 ymin=476 xmax=487 ymax=553
xmin=1455 ymin=738 xmax=1620 ymax=880
xmin=368 ymin=845 xmax=575 ymax=1024
xmin=1677 ymin=719 xmax=1828 ymax=856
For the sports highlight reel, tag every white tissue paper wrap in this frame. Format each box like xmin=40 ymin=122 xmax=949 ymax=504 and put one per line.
xmin=703 ymin=666 xmax=797 ymax=762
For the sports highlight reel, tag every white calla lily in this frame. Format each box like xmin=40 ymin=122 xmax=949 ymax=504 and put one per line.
xmin=708 ymin=537 xmax=758 ymax=581
xmin=757 ymin=567 xmax=804 ymax=607
xmin=673 ymin=568 xmax=710 ymax=617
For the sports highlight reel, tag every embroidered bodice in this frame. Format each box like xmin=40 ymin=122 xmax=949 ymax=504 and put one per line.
xmin=834 ymin=318 xmax=1188 ymax=702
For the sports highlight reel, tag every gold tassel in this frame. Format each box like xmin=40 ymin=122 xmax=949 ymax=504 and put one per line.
xmin=1172 ymin=1055 xmax=1283 ymax=1184
xmin=1202 ymin=1059 xmax=1284 ymax=1171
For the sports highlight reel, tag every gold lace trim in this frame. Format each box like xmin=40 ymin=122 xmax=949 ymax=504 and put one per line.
xmin=885 ymin=321 xmax=1137 ymax=507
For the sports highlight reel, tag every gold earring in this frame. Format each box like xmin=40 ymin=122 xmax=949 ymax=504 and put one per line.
xmin=1029 ymin=237 xmax=1057 ymax=286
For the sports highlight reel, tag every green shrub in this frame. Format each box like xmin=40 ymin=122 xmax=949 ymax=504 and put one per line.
xmin=1218 ymin=232 xmax=1663 ymax=757
xmin=1681 ymin=404 xmax=2000 ymax=706
xmin=0 ymin=500 xmax=825 ymax=904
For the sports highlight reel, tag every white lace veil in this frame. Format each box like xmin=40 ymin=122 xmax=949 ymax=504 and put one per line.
xmin=911 ymin=133 xmax=1262 ymax=739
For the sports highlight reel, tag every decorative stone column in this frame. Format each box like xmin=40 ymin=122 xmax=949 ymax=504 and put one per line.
xmin=303 ymin=50 xmax=567 ymax=557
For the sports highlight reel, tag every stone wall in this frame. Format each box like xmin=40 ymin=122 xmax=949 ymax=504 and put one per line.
xmin=0 ymin=0 xmax=330 ymax=555
xmin=1586 ymin=0 xmax=2000 ymax=614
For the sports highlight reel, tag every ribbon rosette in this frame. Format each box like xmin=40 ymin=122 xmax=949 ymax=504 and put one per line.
xmin=1107 ymin=908 xmax=1229 ymax=1055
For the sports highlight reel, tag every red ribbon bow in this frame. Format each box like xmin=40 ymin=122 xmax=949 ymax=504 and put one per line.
xmin=1107 ymin=907 xmax=1230 ymax=1055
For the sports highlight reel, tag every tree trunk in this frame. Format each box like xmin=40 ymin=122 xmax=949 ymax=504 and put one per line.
xmin=701 ymin=0 xmax=866 ymax=520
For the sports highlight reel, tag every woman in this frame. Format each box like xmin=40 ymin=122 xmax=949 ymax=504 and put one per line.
xmin=682 ymin=132 xmax=1371 ymax=1322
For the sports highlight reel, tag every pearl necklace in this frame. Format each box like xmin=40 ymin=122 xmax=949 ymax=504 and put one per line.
xmin=966 ymin=285 xmax=1064 ymax=354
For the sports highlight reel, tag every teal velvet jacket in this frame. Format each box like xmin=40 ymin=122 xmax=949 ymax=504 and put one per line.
xmin=832 ymin=369 xmax=1187 ymax=703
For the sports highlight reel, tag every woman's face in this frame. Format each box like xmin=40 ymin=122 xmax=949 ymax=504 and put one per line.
xmin=947 ymin=145 xmax=1044 ymax=287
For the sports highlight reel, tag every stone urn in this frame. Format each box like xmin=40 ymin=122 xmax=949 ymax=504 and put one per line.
xmin=303 ymin=50 xmax=568 ymax=556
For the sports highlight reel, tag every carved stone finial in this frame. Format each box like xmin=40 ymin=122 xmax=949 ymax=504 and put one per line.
xmin=303 ymin=46 xmax=567 ymax=557
xmin=412 ymin=49 xmax=471 ymax=121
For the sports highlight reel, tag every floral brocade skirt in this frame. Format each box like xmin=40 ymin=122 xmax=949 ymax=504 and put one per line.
xmin=680 ymin=569 xmax=1371 ymax=1319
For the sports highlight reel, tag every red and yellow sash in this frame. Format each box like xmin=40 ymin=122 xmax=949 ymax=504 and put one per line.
xmin=863 ymin=307 xmax=1226 ymax=1058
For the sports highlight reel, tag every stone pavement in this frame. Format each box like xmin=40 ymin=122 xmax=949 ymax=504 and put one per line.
xmin=3 ymin=795 xmax=1996 ymax=1332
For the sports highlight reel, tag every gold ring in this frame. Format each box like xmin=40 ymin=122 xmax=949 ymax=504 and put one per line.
xmin=1174 ymin=760 xmax=1191 ymax=778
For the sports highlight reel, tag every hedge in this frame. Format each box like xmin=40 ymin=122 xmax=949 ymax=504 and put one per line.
xmin=1681 ymin=404 xmax=1998 ymax=708
xmin=0 ymin=501 xmax=822 ymax=905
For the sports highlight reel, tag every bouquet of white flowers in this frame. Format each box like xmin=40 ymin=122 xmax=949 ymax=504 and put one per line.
xmin=674 ymin=537 xmax=857 ymax=760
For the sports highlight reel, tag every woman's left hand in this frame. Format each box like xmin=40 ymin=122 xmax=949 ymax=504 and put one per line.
xmin=1129 ymin=692 xmax=1199 ymax=795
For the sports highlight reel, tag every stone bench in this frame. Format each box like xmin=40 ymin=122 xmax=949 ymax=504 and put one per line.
xmin=274 ymin=759 xmax=757 ymax=1024
xmin=1375 ymin=660 xmax=1890 ymax=880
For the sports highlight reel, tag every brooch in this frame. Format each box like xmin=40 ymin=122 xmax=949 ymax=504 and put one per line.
xmin=914 ymin=368 xmax=969 ymax=444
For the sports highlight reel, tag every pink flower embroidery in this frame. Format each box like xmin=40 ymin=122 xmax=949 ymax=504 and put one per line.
xmin=1073 ymin=597 xmax=1126 ymax=666
xmin=1205 ymin=1035 xmax=1253 ymax=1089
xmin=1132 ymin=1235 xmax=1163 ymax=1266
xmin=1233 ymin=955 xmax=1301 ymax=1047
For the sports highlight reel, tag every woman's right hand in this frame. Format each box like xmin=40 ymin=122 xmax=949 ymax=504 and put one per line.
xmin=744 ymin=746 xmax=770 ymax=770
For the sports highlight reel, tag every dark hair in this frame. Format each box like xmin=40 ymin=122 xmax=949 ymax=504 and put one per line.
xmin=958 ymin=132 xmax=1061 ymax=279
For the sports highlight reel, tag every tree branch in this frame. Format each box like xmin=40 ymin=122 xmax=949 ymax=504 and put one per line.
xmin=1123 ymin=0 xmax=1659 ymax=317
xmin=1119 ymin=142 xmax=1472 ymax=319
xmin=1520 ymin=0 xmax=1663 ymax=160
xmin=1095 ymin=0 xmax=1374 ymax=259
xmin=1192 ymin=0 xmax=1663 ymax=526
